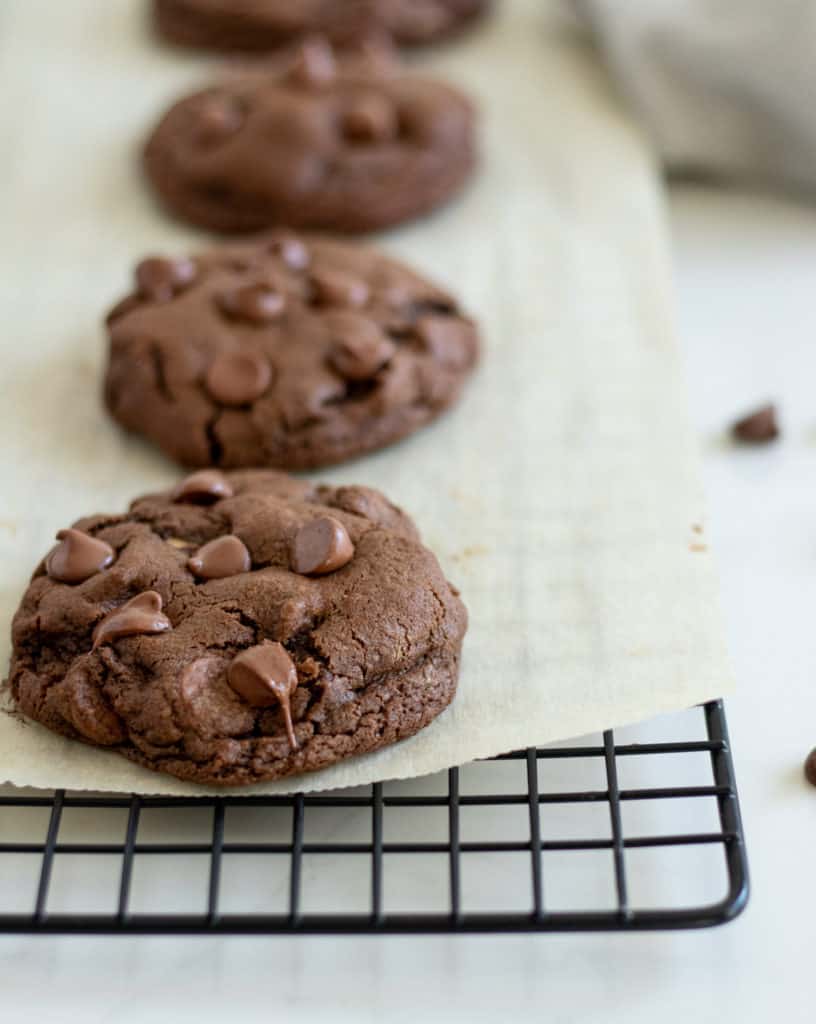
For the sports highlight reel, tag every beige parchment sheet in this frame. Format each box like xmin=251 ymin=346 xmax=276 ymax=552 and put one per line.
xmin=0 ymin=0 xmax=733 ymax=795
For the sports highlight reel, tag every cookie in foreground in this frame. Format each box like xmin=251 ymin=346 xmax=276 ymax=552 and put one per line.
xmin=7 ymin=470 xmax=467 ymax=787
xmin=143 ymin=37 xmax=476 ymax=233
xmin=104 ymin=231 xmax=478 ymax=469
xmin=153 ymin=0 xmax=491 ymax=52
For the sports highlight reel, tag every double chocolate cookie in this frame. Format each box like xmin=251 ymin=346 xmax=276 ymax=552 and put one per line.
xmin=144 ymin=38 xmax=476 ymax=233
xmin=104 ymin=232 xmax=479 ymax=469
xmin=7 ymin=470 xmax=467 ymax=786
xmin=153 ymin=0 xmax=491 ymax=51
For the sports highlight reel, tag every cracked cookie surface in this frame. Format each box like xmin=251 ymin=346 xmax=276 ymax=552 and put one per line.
xmin=7 ymin=470 xmax=467 ymax=787
xmin=104 ymin=232 xmax=479 ymax=470
xmin=143 ymin=39 xmax=476 ymax=234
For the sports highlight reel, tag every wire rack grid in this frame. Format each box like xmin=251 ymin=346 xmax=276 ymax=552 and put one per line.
xmin=0 ymin=700 xmax=748 ymax=934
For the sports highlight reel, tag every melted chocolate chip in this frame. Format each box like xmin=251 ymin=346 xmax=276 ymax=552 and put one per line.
xmin=217 ymin=283 xmax=286 ymax=324
xmin=45 ymin=529 xmax=115 ymax=585
xmin=731 ymin=404 xmax=779 ymax=444
xmin=92 ymin=591 xmax=172 ymax=650
xmin=205 ymin=350 xmax=273 ymax=406
xmin=343 ymin=95 xmax=398 ymax=143
xmin=327 ymin=313 xmax=395 ymax=381
xmin=227 ymin=642 xmax=299 ymax=749
xmin=805 ymin=748 xmax=816 ymax=787
xmin=292 ymin=516 xmax=354 ymax=576
xmin=311 ymin=268 xmax=370 ymax=309
xmin=188 ymin=535 xmax=251 ymax=580
xmin=135 ymin=257 xmax=197 ymax=302
xmin=286 ymin=37 xmax=337 ymax=88
xmin=172 ymin=470 xmax=234 ymax=504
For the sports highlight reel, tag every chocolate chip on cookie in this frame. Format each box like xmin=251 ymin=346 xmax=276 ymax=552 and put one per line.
xmin=104 ymin=232 xmax=479 ymax=470
xmin=291 ymin=516 xmax=355 ymax=575
xmin=188 ymin=535 xmax=252 ymax=579
xmin=46 ymin=529 xmax=115 ymax=584
xmin=92 ymin=592 xmax=173 ymax=651
xmin=143 ymin=39 xmax=476 ymax=234
xmin=7 ymin=470 xmax=467 ymax=786
xmin=227 ymin=642 xmax=300 ymax=749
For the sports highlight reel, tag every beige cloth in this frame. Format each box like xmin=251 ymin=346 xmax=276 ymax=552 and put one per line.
xmin=577 ymin=0 xmax=816 ymax=193
xmin=0 ymin=0 xmax=732 ymax=795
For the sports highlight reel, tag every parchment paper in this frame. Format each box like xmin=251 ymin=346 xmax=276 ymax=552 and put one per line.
xmin=0 ymin=0 xmax=733 ymax=795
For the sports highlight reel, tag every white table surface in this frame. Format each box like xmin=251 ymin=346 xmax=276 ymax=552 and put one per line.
xmin=1 ymin=185 xmax=812 ymax=1022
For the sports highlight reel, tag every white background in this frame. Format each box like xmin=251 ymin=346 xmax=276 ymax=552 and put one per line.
xmin=1 ymin=185 xmax=812 ymax=1022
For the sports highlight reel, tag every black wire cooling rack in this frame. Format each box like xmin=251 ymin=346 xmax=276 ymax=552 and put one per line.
xmin=0 ymin=700 xmax=748 ymax=934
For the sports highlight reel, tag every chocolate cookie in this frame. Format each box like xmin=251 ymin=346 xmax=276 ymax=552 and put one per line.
xmin=104 ymin=232 xmax=479 ymax=470
xmin=153 ymin=0 xmax=490 ymax=51
xmin=143 ymin=38 xmax=476 ymax=233
xmin=7 ymin=470 xmax=467 ymax=787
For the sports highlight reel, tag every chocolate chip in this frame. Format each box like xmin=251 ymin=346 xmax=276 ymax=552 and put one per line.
xmin=343 ymin=95 xmax=398 ymax=143
xmin=135 ymin=257 xmax=197 ymax=302
xmin=172 ymin=470 xmax=234 ymax=505
xmin=45 ymin=529 xmax=115 ymax=585
xmin=92 ymin=591 xmax=172 ymax=650
xmin=268 ymin=234 xmax=310 ymax=271
xmin=327 ymin=312 xmax=395 ymax=381
xmin=188 ymin=535 xmax=251 ymax=580
xmin=311 ymin=268 xmax=370 ymax=309
xmin=292 ymin=516 xmax=354 ymax=576
xmin=227 ymin=642 xmax=299 ymax=749
xmin=731 ymin=403 xmax=779 ymax=444
xmin=217 ymin=283 xmax=286 ymax=324
xmin=286 ymin=37 xmax=336 ymax=88
xmin=205 ymin=350 xmax=273 ymax=407
xmin=805 ymin=748 xmax=816 ymax=787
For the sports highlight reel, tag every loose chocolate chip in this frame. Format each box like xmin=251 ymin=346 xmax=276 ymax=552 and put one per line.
xmin=45 ymin=529 xmax=115 ymax=585
xmin=227 ymin=642 xmax=299 ymax=749
xmin=196 ymin=95 xmax=245 ymax=144
xmin=135 ymin=257 xmax=197 ymax=303
xmin=92 ymin=591 xmax=172 ymax=650
xmin=205 ymin=351 xmax=273 ymax=406
xmin=327 ymin=312 xmax=395 ymax=381
xmin=172 ymin=470 xmax=234 ymax=505
xmin=217 ymin=283 xmax=286 ymax=324
xmin=343 ymin=95 xmax=398 ymax=143
xmin=292 ymin=516 xmax=354 ymax=576
xmin=731 ymin=403 xmax=779 ymax=444
xmin=311 ymin=268 xmax=370 ymax=309
xmin=188 ymin=535 xmax=252 ymax=580
xmin=286 ymin=37 xmax=337 ymax=88
xmin=268 ymin=234 xmax=310 ymax=271
xmin=805 ymin=748 xmax=816 ymax=787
